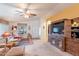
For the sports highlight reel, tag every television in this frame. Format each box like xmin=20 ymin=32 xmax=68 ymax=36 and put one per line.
xmin=53 ymin=27 xmax=59 ymax=33
xmin=51 ymin=21 xmax=64 ymax=34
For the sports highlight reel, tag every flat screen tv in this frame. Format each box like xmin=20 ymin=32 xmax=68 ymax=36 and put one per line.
xmin=51 ymin=21 xmax=64 ymax=34
xmin=53 ymin=27 xmax=59 ymax=33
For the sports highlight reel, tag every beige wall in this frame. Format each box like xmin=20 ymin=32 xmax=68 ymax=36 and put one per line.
xmin=9 ymin=18 xmax=49 ymax=43
xmin=9 ymin=17 xmax=41 ymax=39
xmin=40 ymin=18 xmax=48 ymax=43
xmin=48 ymin=4 xmax=79 ymax=22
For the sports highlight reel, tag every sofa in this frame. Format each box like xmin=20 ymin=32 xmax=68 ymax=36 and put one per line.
xmin=0 ymin=46 xmax=25 ymax=56
xmin=5 ymin=46 xmax=24 ymax=56
xmin=0 ymin=36 xmax=24 ymax=56
xmin=0 ymin=36 xmax=21 ymax=48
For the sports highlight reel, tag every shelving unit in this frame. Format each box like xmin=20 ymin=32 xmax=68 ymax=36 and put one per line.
xmin=71 ymin=27 xmax=79 ymax=38
xmin=64 ymin=17 xmax=79 ymax=56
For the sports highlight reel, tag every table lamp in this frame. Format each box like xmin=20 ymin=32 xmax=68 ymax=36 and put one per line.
xmin=2 ymin=32 xmax=10 ymax=44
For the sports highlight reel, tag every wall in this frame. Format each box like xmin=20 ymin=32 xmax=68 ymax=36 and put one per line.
xmin=9 ymin=16 xmax=49 ymax=43
xmin=26 ymin=18 xmax=41 ymax=38
xmin=0 ymin=23 xmax=9 ymax=36
xmin=48 ymin=4 xmax=79 ymax=22
xmin=0 ymin=18 xmax=9 ymax=36
xmin=9 ymin=17 xmax=41 ymax=39
xmin=40 ymin=17 xmax=49 ymax=43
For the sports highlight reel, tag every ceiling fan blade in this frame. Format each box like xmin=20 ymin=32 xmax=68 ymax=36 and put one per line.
xmin=19 ymin=15 xmax=23 ymax=16
xmin=15 ymin=11 xmax=23 ymax=13
xmin=30 ymin=14 xmax=37 ymax=16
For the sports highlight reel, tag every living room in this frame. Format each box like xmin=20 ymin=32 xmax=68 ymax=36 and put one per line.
xmin=0 ymin=3 xmax=79 ymax=56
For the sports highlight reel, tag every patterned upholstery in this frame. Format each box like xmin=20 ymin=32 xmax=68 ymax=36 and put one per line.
xmin=5 ymin=47 xmax=24 ymax=56
xmin=0 ymin=48 xmax=9 ymax=56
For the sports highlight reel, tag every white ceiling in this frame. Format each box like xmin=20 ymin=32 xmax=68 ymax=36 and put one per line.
xmin=0 ymin=3 xmax=73 ymax=22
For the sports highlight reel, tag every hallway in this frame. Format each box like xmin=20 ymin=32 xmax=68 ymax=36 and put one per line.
xmin=24 ymin=40 xmax=72 ymax=56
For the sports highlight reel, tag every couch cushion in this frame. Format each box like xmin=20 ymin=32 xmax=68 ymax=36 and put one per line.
xmin=0 ymin=48 xmax=5 ymax=56
xmin=5 ymin=47 xmax=24 ymax=56
xmin=0 ymin=48 xmax=9 ymax=56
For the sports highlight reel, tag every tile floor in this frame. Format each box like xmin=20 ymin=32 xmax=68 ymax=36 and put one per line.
xmin=23 ymin=40 xmax=72 ymax=56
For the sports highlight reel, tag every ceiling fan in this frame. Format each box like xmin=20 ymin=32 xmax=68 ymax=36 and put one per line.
xmin=15 ymin=3 xmax=37 ymax=18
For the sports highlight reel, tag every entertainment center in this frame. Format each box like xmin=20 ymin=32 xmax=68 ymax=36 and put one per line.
xmin=48 ymin=17 xmax=79 ymax=55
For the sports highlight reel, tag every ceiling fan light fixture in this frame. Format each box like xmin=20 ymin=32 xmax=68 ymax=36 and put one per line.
xmin=24 ymin=15 xmax=30 ymax=18
xmin=26 ymin=10 xmax=31 ymax=14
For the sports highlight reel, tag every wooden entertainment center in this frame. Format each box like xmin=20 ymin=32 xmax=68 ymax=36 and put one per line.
xmin=48 ymin=17 xmax=79 ymax=55
xmin=63 ymin=17 xmax=79 ymax=55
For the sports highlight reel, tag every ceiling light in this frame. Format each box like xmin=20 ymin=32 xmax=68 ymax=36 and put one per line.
xmin=47 ymin=21 xmax=51 ymax=25
xmin=73 ymin=22 xmax=77 ymax=24
xmin=72 ymin=22 xmax=79 ymax=27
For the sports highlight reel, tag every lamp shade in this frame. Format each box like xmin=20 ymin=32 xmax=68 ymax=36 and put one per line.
xmin=2 ymin=32 xmax=10 ymax=37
